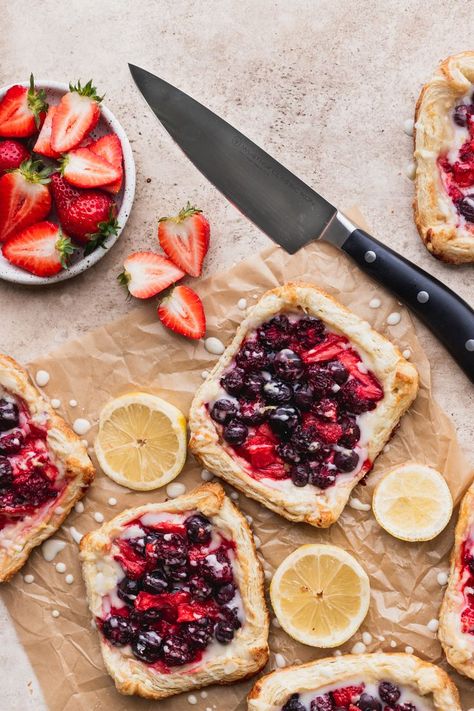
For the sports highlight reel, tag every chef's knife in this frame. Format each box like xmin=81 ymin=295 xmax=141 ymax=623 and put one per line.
xmin=129 ymin=64 xmax=474 ymax=383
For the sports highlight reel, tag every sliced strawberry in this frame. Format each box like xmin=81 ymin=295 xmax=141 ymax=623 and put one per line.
xmin=158 ymin=203 xmax=210 ymax=277
xmin=0 ymin=75 xmax=47 ymax=137
xmin=114 ymin=539 xmax=148 ymax=580
xmin=176 ymin=599 xmax=220 ymax=623
xmin=158 ymin=285 xmax=206 ymax=339
xmin=118 ymin=252 xmax=184 ymax=299
xmin=461 ymin=606 xmax=474 ymax=634
xmin=312 ymin=418 xmax=343 ymax=444
xmin=338 ymin=350 xmax=384 ymax=400
xmin=33 ymin=105 xmax=60 ymax=158
xmin=60 ymin=146 xmax=120 ymax=188
xmin=0 ymin=139 xmax=30 ymax=174
xmin=135 ymin=590 xmax=190 ymax=612
xmin=0 ymin=159 xmax=52 ymax=242
xmin=240 ymin=433 xmax=277 ymax=468
xmin=2 ymin=221 xmax=74 ymax=277
xmin=302 ymin=333 xmax=349 ymax=363
xmin=88 ymin=134 xmax=123 ymax=193
xmin=331 ymin=684 xmax=365 ymax=707
xmin=51 ymin=79 xmax=101 ymax=153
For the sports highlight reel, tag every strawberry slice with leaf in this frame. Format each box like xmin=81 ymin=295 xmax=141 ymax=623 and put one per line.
xmin=158 ymin=203 xmax=210 ymax=277
xmin=60 ymin=146 xmax=121 ymax=188
xmin=0 ymin=74 xmax=48 ymax=137
xmin=88 ymin=133 xmax=123 ymax=193
xmin=0 ymin=139 xmax=30 ymax=174
xmin=33 ymin=105 xmax=60 ymax=158
xmin=0 ymin=159 xmax=52 ymax=242
xmin=118 ymin=252 xmax=185 ymax=299
xmin=158 ymin=285 xmax=206 ymax=339
xmin=51 ymin=79 xmax=102 ymax=153
xmin=2 ymin=221 xmax=74 ymax=277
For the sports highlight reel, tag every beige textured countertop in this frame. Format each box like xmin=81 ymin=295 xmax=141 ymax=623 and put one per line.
xmin=1 ymin=1 xmax=473 ymax=708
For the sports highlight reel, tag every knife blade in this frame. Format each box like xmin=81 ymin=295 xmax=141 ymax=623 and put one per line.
xmin=129 ymin=63 xmax=474 ymax=382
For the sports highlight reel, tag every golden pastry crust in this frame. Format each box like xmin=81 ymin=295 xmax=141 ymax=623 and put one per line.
xmin=439 ymin=477 xmax=474 ymax=678
xmin=247 ymin=653 xmax=461 ymax=710
xmin=0 ymin=354 xmax=94 ymax=582
xmin=80 ymin=482 xmax=269 ymax=700
xmin=414 ymin=51 xmax=474 ymax=263
xmin=189 ymin=284 xmax=418 ymax=528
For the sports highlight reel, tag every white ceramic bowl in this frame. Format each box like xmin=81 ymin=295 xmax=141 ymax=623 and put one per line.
xmin=0 ymin=79 xmax=136 ymax=285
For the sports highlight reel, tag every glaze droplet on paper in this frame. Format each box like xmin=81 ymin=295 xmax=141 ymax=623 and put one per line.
xmin=274 ymin=653 xmax=286 ymax=668
xmin=362 ymin=631 xmax=373 ymax=645
xmin=166 ymin=482 xmax=186 ymax=498
xmin=387 ymin=312 xmax=401 ymax=326
xmin=437 ymin=571 xmax=448 ymax=586
xmin=108 ymin=497 xmax=117 ymax=506
xmin=402 ymin=349 xmax=411 ymax=359
xmin=94 ymin=512 xmax=104 ymax=523
xmin=403 ymin=118 xmax=414 ymax=136
xmin=42 ymin=538 xmax=66 ymax=562
xmin=69 ymin=526 xmax=84 ymax=544
xmin=369 ymin=297 xmax=381 ymax=309
xmin=427 ymin=618 xmax=439 ymax=632
xmin=74 ymin=501 xmax=84 ymax=514
xmin=201 ymin=469 xmax=213 ymax=481
xmin=201 ymin=370 xmax=210 ymax=379
xmin=50 ymin=398 xmax=61 ymax=409
xmin=351 ymin=641 xmax=366 ymax=654
xmin=51 ymin=609 xmax=60 ymax=618
xmin=55 ymin=562 xmax=66 ymax=573
xmin=204 ymin=336 xmax=225 ymax=355
xmin=405 ymin=645 xmax=414 ymax=654
xmin=237 ymin=298 xmax=247 ymax=310
xmin=405 ymin=161 xmax=416 ymax=180
xmin=35 ymin=370 xmax=50 ymax=387
xmin=24 ymin=574 xmax=35 ymax=584
xmin=69 ymin=399 xmax=78 ymax=407
xmin=349 ymin=497 xmax=371 ymax=512
xmin=65 ymin=574 xmax=74 ymax=585
xmin=390 ymin=640 xmax=397 ymax=648
xmin=73 ymin=418 xmax=91 ymax=435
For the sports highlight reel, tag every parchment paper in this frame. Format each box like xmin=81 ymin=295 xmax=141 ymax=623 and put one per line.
xmin=2 ymin=210 xmax=473 ymax=710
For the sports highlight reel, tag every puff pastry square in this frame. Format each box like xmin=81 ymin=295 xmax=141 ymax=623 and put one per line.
xmin=80 ymin=482 xmax=269 ymax=700
xmin=189 ymin=284 xmax=418 ymax=528
xmin=439 ymin=478 xmax=474 ymax=678
xmin=414 ymin=51 xmax=474 ymax=263
xmin=247 ymin=653 xmax=461 ymax=711
xmin=0 ymin=354 xmax=94 ymax=582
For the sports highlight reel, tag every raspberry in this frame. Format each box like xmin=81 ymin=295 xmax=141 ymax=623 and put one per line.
xmin=331 ymin=684 xmax=364 ymax=707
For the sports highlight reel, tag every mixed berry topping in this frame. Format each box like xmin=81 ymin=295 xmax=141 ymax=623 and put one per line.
xmin=438 ymin=95 xmax=474 ymax=225
xmin=281 ymin=682 xmax=419 ymax=711
xmin=209 ymin=314 xmax=383 ymax=489
xmin=98 ymin=514 xmax=242 ymax=670
xmin=459 ymin=538 xmax=474 ymax=635
xmin=0 ymin=396 xmax=62 ymax=524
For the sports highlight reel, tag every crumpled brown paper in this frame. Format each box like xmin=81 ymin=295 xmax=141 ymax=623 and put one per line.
xmin=1 ymin=210 xmax=473 ymax=711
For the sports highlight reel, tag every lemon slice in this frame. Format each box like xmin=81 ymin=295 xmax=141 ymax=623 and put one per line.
xmin=270 ymin=544 xmax=370 ymax=647
xmin=372 ymin=463 xmax=453 ymax=542
xmin=94 ymin=393 xmax=187 ymax=491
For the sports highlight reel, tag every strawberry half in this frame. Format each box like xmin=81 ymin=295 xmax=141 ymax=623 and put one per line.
xmin=0 ymin=159 xmax=52 ymax=242
xmin=158 ymin=285 xmax=206 ymax=339
xmin=0 ymin=139 xmax=30 ymax=174
xmin=2 ymin=221 xmax=74 ymax=277
xmin=88 ymin=134 xmax=123 ymax=194
xmin=158 ymin=203 xmax=210 ymax=277
xmin=60 ymin=146 xmax=121 ymax=188
xmin=0 ymin=75 xmax=48 ymax=138
xmin=51 ymin=79 xmax=102 ymax=153
xmin=33 ymin=105 xmax=60 ymax=158
xmin=118 ymin=252 xmax=185 ymax=299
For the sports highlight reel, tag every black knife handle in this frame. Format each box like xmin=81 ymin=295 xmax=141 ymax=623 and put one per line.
xmin=341 ymin=228 xmax=474 ymax=383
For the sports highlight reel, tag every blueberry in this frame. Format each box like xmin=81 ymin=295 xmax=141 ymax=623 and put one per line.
xmin=268 ymin=405 xmax=299 ymax=435
xmin=306 ymin=368 xmax=332 ymax=397
xmin=262 ymin=378 xmax=292 ymax=404
xmin=0 ymin=456 xmax=13 ymax=489
xmin=210 ymin=398 xmax=239 ymax=424
xmin=215 ymin=582 xmax=236 ymax=604
xmin=0 ymin=399 xmax=19 ymax=432
xmin=293 ymin=382 xmax=314 ymax=410
xmin=185 ymin=513 xmax=212 ymax=544
xmin=244 ymin=372 xmax=265 ymax=399
xmin=239 ymin=398 xmax=267 ymax=424
xmin=220 ymin=367 xmax=246 ymax=395
xmin=161 ymin=635 xmax=193 ymax=666
xmin=142 ymin=568 xmax=169 ymax=593
xmin=131 ymin=630 xmax=162 ymax=663
xmin=117 ymin=577 xmax=141 ymax=605
xmin=454 ymin=103 xmax=470 ymax=126
xmin=182 ymin=617 xmax=214 ymax=649
xmin=214 ymin=620 xmax=235 ymax=644
xmin=165 ymin=563 xmax=188 ymax=582
xmin=223 ymin=419 xmax=248 ymax=446
xmin=129 ymin=535 xmax=147 ymax=557
xmin=0 ymin=430 xmax=24 ymax=454
xmin=273 ymin=349 xmax=304 ymax=380
xmin=282 ymin=694 xmax=306 ymax=711
xmin=236 ymin=341 xmax=269 ymax=371
xmin=326 ymin=359 xmax=349 ymax=384
xmin=200 ymin=548 xmax=234 ymax=584
xmin=149 ymin=532 xmax=188 ymax=566
xmin=188 ymin=576 xmax=213 ymax=601
xmin=290 ymin=463 xmax=309 ymax=487
xmin=338 ymin=417 xmax=361 ymax=448
xmin=334 ymin=449 xmax=359 ymax=472
xmin=459 ymin=194 xmax=474 ymax=222
xmin=379 ymin=681 xmax=401 ymax=705
xmin=102 ymin=615 xmax=135 ymax=646
xmin=358 ymin=693 xmax=382 ymax=711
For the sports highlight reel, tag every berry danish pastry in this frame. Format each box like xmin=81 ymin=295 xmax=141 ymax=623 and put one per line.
xmin=80 ymin=482 xmax=269 ymax=699
xmin=247 ymin=653 xmax=461 ymax=711
xmin=0 ymin=354 xmax=94 ymax=582
xmin=414 ymin=51 xmax=474 ymax=263
xmin=189 ymin=284 xmax=418 ymax=527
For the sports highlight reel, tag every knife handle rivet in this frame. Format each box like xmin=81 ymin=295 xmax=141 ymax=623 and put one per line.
xmin=466 ymin=339 xmax=474 ymax=352
xmin=416 ymin=290 xmax=430 ymax=304
xmin=364 ymin=250 xmax=377 ymax=263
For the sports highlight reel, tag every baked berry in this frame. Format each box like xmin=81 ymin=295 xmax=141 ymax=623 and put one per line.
xmin=258 ymin=315 xmax=291 ymax=349
xmin=282 ymin=693 xmax=306 ymax=711
xmin=223 ymin=419 xmax=248 ymax=446
xmin=314 ymin=398 xmax=338 ymax=421
xmin=334 ymin=449 xmax=359 ymax=472
xmin=239 ymin=398 xmax=267 ymax=424
xmin=326 ymin=359 xmax=349 ymax=384
xmin=182 ymin=617 xmax=214 ymax=649
xmin=290 ymin=463 xmax=309 ymax=487
xmin=0 ymin=429 xmax=24 ymax=454
xmin=396 ymin=704 xmax=417 ymax=711
xmin=310 ymin=695 xmax=332 ymax=711
xmin=165 ymin=563 xmax=188 ymax=582
xmin=210 ymin=398 xmax=239 ymax=424
xmin=129 ymin=535 xmax=147 ymax=557
xmin=459 ymin=194 xmax=474 ymax=222
xmin=236 ymin=341 xmax=269 ymax=371
xmin=188 ymin=576 xmax=213 ymax=601
xmin=117 ymin=577 xmax=141 ymax=605
xmin=273 ymin=349 xmax=304 ymax=380
xmin=185 ymin=513 xmax=212 ymax=544
xmin=338 ymin=417 xmax=361 ymax=448
xmin=268 ymin=406 xmax=300 ymax=435
xmin=214 ymin=620 xmax=235 ymax=644
xmin=454 ymin=103 xmax=471 ymax=127
xmin=142 ymin=568 xmax=169 ymax=593
xmin=311 ymin=464 xmax=336 ymax=489
xmin=277 ymin=442 xmax=301 ymax=464
xmin=131 ymin=630 xmax=163 ymax=663
xmin=378 ymin=681 xmax=401 ymax=705
xmin=293 ymin=382 xmax=314 ymax=410
xmin=294 ymin=316 xmax=325 ymax=348
xmin=215 ymin=582 xmax=236 ymax=604
xmin=0 ymin=456 xmax=13 ymax=488
xmin=0 ymin=399 xmax=19 ymax=431
xmin=358 ymin=693 xmax=382 ymax=711
xmin=221 ymin=367 xmax=246 ymax=395
xmin=161 ymin=635 xmax=193 ymax=666
xmin=149 ymin=532 xmax=188 ymax=566
xmin=244 ymin=372 xmax=265 ymax=399
xmin=16 ymin=470 xmax=56 ymax=506
xmin=306 ymin=368 xmax=332 ymax=398
xmin=338 ymin=380 xmax=376 ymax=414
xmin=262 ymin=378 xmax=292 ymax=404
xmin=200 ymin=548 xmax=234 ymax=584
xmin=102 ymin=615 xmax=135 ymax=646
